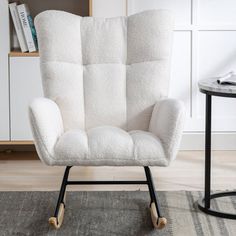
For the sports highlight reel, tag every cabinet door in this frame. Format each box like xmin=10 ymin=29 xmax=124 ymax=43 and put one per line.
xmin=10 ymin=57 xmax=43 ymax=140
xmin=0 ymin=0 xmax=10 ymax=140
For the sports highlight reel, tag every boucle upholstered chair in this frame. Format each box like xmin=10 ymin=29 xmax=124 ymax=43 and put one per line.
xmin=30 ymin=9 xmax=185 ymax=229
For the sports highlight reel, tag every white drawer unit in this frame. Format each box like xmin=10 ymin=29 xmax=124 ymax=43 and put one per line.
xmin=10 ymin=57 xmax=43 ymax=140
xmin=0 ymin=0 xmax=10 ymax=140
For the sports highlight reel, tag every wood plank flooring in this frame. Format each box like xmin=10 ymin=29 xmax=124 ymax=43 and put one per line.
xmin=0 ymin=151 xmax=235 ymax=191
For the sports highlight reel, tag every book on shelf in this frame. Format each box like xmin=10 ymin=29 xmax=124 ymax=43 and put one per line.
xmin=12 ymin=28 xmax=20 ymax=49
xmin=17 ymin=3 xmax=38 ymax=53
xmin=217 ymin=71 xmax=236 ymax=85
xmin=9 ymin=2 xmax=28 ymax=52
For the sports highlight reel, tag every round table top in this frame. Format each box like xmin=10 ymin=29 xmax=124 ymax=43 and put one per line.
xmin=198 ymin=77 xmax=236 ymax=97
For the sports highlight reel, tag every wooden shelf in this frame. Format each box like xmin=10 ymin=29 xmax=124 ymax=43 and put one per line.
xmin=0 ymin=141 xmax=34 ymax=145
xmin=9 ymin=0 xmax=92 ymax=59
xmin=9 ymin=51 xmax=39 ymax=57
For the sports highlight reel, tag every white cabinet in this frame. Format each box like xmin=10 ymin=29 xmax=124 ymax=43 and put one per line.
xmin=0 ymin=0 xmax=10 ymax=140
xmin=10 ymin=57 xmax=43 ymax=140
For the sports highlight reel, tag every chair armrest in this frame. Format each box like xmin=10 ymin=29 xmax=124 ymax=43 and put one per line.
xmin=149 ymin=99 xmax=185 ymax=162
xmin=29 ymin=97 xmax=64 ymax=165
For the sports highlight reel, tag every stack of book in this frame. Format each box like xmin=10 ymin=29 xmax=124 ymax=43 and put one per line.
xmin=9 ymin=2 xmax=38 ymax=53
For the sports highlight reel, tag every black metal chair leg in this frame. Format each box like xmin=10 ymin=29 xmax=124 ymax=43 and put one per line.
xmin=54 ymin=166 xmax=72 ymax=217
xmin=144 ymin=166 xmax=155 ymax=203
xmin=48 ymin=166 xmax=72 ymax=229
xmin=144 ymin=166 xmax=162 ymax=217
xmin=49 ymin=165 xmax=166 ymax=229
xmin=144 ymin=166 xmax=167 ymax=229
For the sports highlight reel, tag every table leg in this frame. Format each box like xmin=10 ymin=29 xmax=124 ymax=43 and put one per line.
xmin=205 ymin=94 xmax=211 ymax=209
xmin=198 ymin=93 xmax=236 ymax=219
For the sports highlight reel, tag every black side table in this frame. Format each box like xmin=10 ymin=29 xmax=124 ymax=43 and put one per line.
xmin=198 ymin=78 xmax=236 ymax=219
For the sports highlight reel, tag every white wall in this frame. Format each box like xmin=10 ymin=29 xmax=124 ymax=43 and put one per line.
xmin=93 ymin=0 xmax=236 ymax=150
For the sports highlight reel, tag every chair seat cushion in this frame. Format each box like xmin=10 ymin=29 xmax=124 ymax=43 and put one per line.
xmin=54 ymin=126 xmax=168 ymax=166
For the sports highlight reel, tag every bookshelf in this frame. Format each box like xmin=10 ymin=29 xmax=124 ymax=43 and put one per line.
xmin=9 ymin=51 xmax=39 ymax=57
xmin=9 ymin=0 xmax=92 ymax=57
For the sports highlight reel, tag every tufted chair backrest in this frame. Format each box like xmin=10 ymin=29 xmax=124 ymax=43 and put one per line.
xmin=35 ymin=10 xmax=173 ymax=132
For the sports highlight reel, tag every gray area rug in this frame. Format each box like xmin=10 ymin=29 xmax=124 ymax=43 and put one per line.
xmin=0 ymin=191 xmax=235 ymax=236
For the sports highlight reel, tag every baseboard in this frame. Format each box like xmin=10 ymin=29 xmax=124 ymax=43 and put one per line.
xmin=180 ymin=132 xmax=236 ymax=150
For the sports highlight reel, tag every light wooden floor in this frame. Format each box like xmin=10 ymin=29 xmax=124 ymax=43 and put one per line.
xmin=0 ymin=151 xmax=235 ymax=191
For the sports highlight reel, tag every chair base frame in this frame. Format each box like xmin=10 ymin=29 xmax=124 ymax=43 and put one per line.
xmin=51 ymin=166 xmax=165 ymax=229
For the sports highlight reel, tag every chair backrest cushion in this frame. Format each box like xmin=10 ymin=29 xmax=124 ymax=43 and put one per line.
xmin=35 ymin=10 xmax=173 ymax=131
